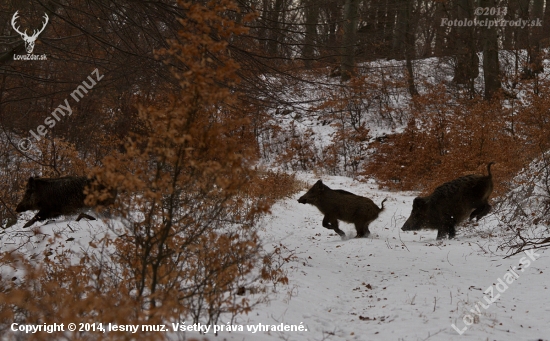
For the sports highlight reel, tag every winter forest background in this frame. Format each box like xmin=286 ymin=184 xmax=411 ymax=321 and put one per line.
xmin=1 ymin=0 xmax=550 ymax=340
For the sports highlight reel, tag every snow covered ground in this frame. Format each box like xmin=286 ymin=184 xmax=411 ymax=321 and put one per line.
xmin=3 ymin=173 xmax=549 ymax=341
xmin=198 ymin=173 xmax=550 ymax=341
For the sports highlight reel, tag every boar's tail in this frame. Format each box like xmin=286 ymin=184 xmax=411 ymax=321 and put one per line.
xmin=380 ymin=198 xmax=388 ymax=210
xmin=487 ymin=162 xmax=495 ymax=177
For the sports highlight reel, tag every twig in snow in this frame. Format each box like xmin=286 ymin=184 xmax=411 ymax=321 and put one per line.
xmin=421 ymin=328 xmax=446 ymax=341
xmin=393 ymin=210 xmax=410 ymax=252
xmin=446 ymin=250 xmax=453 ymax=266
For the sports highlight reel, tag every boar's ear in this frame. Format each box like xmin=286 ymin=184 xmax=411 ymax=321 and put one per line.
xmin=316 ymin=180 xmax=325 ymax=191
xmin=412 ymin=197 xmax=426 ymax=208
xmin=29 ymin=177 xmax=46 ymax=190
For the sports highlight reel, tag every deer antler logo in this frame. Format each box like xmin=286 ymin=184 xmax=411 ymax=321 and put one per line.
xmin=11 ymin=11 xmax=49 ymax=54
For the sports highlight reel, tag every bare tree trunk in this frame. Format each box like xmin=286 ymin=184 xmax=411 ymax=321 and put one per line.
xmin=480 ymin=0 xmax=501 ymax=99
xmin=326 ymin=0 xmax=340 ymax=62
xmin=258 ymin=0 xmax=269 ymax=52
xmin=267 ymin=0 xmax=284 ymax=56
xmin=393 ymin=0 xmax=407 ymax=57
xmin=525 ymin=0 xmax=545 ymax=79
xmin=383 ymin=0 xmax=398 ymax=58
xmin=394 ymin=0 xmax=417 ymax=95
xmin=517 ymin=0 xmax=531 ymax=49
xmin=433 ymin=1 xmax=449 ymax=56
xmin=302 ymin=0 xmax=320 ymax=69
xmin=405 ymin=56 xmax=417 ymax=96
xmin=453 ymin=0 xmax=478 ymax=95
xmin=341 ymin=0 xmax=360 ymax=81
xmin=502 ymin=1 xmax=519 ymax=50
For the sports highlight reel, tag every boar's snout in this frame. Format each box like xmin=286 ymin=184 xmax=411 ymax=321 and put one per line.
xmin=297 ymin=195 xmax=308 ymax=204
xmin=15 ymin=194 xmax=34 ymax=213
xmin=401 ymin=217 xmax=422 ymax=231
xmin=401 ymin=219 xmax=416 ymax=231
xmin=401 ymin=197 xmax=425 ymax=231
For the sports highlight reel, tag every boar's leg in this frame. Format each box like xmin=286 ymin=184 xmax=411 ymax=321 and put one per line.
xmin=23 ymin=209 xmax=56 ymax=228
xmin=437 ymin=214 xmax=459 ymax=240
xmin=354 ymin=220 xmax=371 ymax=238
xmin=469 ymin=203 xmax=491 ymax=221
xmin=436 ymin=222 xmax=452 ymax=240
xmin=321 ymin=215 xmax=333 ymax=229
xmin=436 ymin=224 xmax=456 ymax=240
xmin=23 ymin=215 xmax=40 ymax=228
xmin=448 ymin=225 xmax=456 ymax=239
xmin=333 ymin=227 xmax=346 ymax=237
xmin=322 ymin=216 xmax=346 ymax=237
xmin=76 ymin=213 xmax=96 ymax=222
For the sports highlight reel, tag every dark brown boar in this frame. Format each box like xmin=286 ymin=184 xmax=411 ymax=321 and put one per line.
xmin=16 ymin=176 xmax=117 ymax=228
xmin=401 ymin=162 xmax=495 ymax=240
xmin=298 ymin=180 xmax=386 ymax=238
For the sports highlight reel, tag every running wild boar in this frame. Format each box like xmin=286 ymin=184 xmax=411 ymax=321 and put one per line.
xmin=401 ymin=162 xmax=495 ymax=240
xmin=16 ymin=176 xmax=117 ymax=228
xmin=298 ymin=180 xmax=386 ymax=238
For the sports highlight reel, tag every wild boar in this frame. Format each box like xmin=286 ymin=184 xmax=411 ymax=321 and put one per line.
xmin=16 ymin=176 xmax=117 ymax=228
xmin=298 ymin=180 xmax=386 ymax=238
xmin=401 ymin=162 xmax=495 ymax=240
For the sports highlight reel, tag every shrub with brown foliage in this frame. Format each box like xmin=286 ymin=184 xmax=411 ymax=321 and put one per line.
xmin=260 ymin=72 xmax=403 ymax=177
xmin=316 ymin=74 xmax=399 ymax=176
xmin=365 ymin=82 xmax=550 ymax=196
